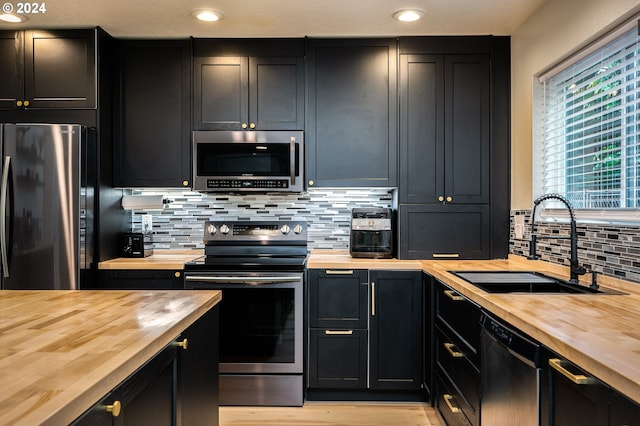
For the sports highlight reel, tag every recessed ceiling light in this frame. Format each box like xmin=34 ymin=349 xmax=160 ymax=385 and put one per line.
xmin=192 ymin=9 xmax=224 ymax=22
xmin=0 ymin=13 xmax=26 ymax=23
xmin=392 ymin=9 xmax=424 ymax=22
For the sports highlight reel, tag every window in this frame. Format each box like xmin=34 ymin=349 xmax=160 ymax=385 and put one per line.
xmin=536 ymin=21 xmax=640 ymax=218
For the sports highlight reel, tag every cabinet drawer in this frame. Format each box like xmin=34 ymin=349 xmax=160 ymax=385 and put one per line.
xmin=308 ymin=328 xmax=367 ymax=389
xmin=308 ymin=269 xmax=369 ymax=329
xmin=435 ymin=372 xmax=473 ymax=426
xmin=436 ymin=280 xmax=480 ymax=354
xmin=436 ymin=326 xmax=479 ymax=419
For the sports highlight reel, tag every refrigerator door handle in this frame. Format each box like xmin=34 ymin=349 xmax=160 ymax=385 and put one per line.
xmin=1 ymin=155 xmax=10 ymax=278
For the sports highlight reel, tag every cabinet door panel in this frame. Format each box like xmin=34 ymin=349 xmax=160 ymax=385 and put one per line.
xmin=308 ymin=269 xmax=369 ymax=329
xmin=24 ymin=30 xmax=96 ymax=108
xmin=250 ymin=57 xmax=304 ymax=130
xmin=369 ymin=270 xmax=423 ymax=390
xmin=445 ymin=55 xmax=490 ymax=203
xmin=194 ymin=57 xmax=248 ymax=130
xmin=0 ymin=31 xmax=24 ymax=109
xmin=114 ymin=40 xmax=191 ymax=187
xmin=308 ymin=328 xmax=368 ymax=389
xmin=307 ymin=39 xmax=397 ymax=187
xmin=399 ymin=54 xmax=444 ymax=204
xmin=398 ymin=204 xmax=490 ymax=259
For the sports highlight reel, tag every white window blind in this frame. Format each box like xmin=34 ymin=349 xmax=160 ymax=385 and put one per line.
xmin=541 ymin=26 xmax=640 ymax=210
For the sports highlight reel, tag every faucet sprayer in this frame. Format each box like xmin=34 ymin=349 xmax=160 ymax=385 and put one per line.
xmin=528 ymin=193 xmax=586 ymax=284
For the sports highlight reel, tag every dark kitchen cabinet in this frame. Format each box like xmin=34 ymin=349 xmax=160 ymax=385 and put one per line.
xmin=546 ymin=355 xmax=609 ymax=426
xmin=398 ymin=204 xmax=490 ymax=260
xmin=369 ymin=270 xmax=423 ymax=390
xmin=610 ymin=389 xmax=640 ymax=425
xmin=0 ymin=29 xmax=97 ymax=109
xmin=193 ymin=54 xmax=304 ymax=131
xmin=306 ymin=38 xmax=398 ymax=188
xmin=94 ymin=269 xmax=184 ymax=290
xmin=434 ymin=280 xmax=481 ymax=426
xmin=72 ymin=305 xmax=219 ymax=426
xmin=396 ymin=37 xmax=511 ymax=260
xmin=113 ymin=39 xmax=191 ymax=188
xmin=307 ymin=269 xmax=369 ymax=389
xmin=307 ymin=269 xmax=422 ymax=395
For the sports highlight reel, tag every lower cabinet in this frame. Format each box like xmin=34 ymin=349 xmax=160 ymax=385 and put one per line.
xmin=72 ymin=306 xmax=219 ymax=426
xmin=610 ymin=388 xmax=640 ymax=425
xmin=307 ymin=269 xmax=423 ymax=395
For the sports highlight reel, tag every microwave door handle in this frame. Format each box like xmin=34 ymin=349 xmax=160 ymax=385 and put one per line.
xmin=290 ymin=136 xmax=296 ymax=186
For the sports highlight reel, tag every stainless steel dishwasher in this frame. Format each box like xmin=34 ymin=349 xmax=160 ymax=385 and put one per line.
xmin=481 ymin=311 xmax=542 ymax=425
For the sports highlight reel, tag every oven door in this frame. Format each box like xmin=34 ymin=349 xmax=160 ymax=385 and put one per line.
xmin=184 ymin=271 xmax=303 ymax=374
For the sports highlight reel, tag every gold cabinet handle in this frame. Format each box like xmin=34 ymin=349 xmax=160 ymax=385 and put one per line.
xmin=438 ymin=195 xmax=444 ymax=202
xmin=308 ymin=180 xmax=314 ymax=186
xmin=16 ymin=100 xmax=22 ymax=107
xmin=182 ymin=180 xmax=189 ymax=187
xmin=174 ymin=271 xmax=181 ymax=278
xmin=432 ymin=253 xmax=460 ymax=258
xmin=325 ymin=269 xmax=354 ymax=275
xmin=249 ymin=123 xmax=256 ymax=129
xmin=371 ymin=281 xmax=376 ymax=316
xmin=106 ymin=400 xmax=121 ymax=417
xmin=444 ymin=342 xmax=464 ymax=358
xmin=325 ymin=330 xmax=354 ymax=335
xmin=176 ymin=338 xmax=188 ymax=350
xmin=242 ymin=123 xmax=248 ymax=129
xmin=443 ymin=394 xmax=461 ymax=413
xmin=444 ymin=289 xmax=464 ymax=301
xmin=549 ymin=358 xmax=595 ymax=385
xmin=446 ymin=196 xmax=453 ymax=203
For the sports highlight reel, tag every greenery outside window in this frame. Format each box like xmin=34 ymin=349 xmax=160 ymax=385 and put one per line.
xmin=534 ymin=18 xmax=640 ymax=223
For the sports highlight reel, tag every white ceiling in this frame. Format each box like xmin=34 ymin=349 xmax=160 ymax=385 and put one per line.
xmin=0 ymin=0 xmax=547 ymax=38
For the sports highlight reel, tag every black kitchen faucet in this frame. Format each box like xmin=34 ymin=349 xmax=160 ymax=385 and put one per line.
xmin=528 ymin=193 xmax=587 ymax=284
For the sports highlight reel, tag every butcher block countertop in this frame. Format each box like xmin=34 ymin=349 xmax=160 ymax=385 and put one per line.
xmin=309 ymin=250 xmax=640 ymax=404
xmin=98 ymin=250 xmax=203 ymax=270
xmin=0 ymin=289 xmax=222 ymax=426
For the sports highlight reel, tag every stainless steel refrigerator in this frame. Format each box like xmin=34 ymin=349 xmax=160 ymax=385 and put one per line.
xmin=0 ymin=123 xmax=96 ymax=290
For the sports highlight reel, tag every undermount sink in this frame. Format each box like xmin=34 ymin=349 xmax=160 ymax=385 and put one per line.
xmin=449 ymin=271 xmax=623 ymax=295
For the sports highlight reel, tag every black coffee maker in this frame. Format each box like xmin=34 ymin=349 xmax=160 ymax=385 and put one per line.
xmin=349 ymin=208 xmax=394 ymax=258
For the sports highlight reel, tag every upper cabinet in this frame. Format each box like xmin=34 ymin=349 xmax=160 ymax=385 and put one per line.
xmin=306 ymin=38 xmax=398 ymax=188
xmin=193 ymin=39 xmax=304 ymax=131
xmin=399 ymin=54 xmax=490 ymax=205
xmin=113 ymin=39 xmax=191 ymax=188
xmin=0 ymin=29 xmax=96 ymax=110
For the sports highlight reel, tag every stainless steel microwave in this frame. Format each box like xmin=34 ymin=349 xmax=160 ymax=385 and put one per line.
xmin=192 ymin=131 xmax=304 ymax=192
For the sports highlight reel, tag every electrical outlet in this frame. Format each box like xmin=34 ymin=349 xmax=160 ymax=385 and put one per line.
xmin=142 ymin=215 xmax=153 ymax=233
xmin=514 ymin=214 xmax=525 ymax=239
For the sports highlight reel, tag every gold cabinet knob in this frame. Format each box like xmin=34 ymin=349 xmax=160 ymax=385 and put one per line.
xmin=16 ymin=100 xmax=22 ymax=107
xmin=174 ymin=271 xmax=181 ymax=278
xmin=438 ymin=196 xmax=444 ymax=202
xmin=106 ymin=400 xmax=121 ymax=417
xmin=446 ymin=196 xmax=452 ymax=203
xmin=182 ymin=180 xmax=189 ymax=187
xmin=249 ymin=123 xmax=256 ymax=129
xmin=241 ymin=123 xmax=248 ymax=129
xmin=176 ymin=338 xmax=188 ymax=350
xmin=23 ymin=100 xmax=29 ymax=107
xmin=308 ymin=180 xmax=314 ymax=186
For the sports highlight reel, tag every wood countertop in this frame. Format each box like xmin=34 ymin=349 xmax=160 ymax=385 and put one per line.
xmin=309 ymin=250 xmax=640 ymax=404
xmin=98 ymin=250 xmax=203 ymax=270
xmin=0 ymin=289 xmax=222 ymax=426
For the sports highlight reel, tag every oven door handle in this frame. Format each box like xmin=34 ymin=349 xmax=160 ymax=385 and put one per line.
xmin=290 ymin=136 xmax=296 ymax=186
xmin=185 ymin=275 xmax=301 ymax=285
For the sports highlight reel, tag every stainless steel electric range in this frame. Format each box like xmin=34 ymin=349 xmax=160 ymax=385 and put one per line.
xmin=184 ymin=220 xmax=307 ymax=406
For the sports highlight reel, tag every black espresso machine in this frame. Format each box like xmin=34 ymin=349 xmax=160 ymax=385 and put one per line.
xmin=349 ymin=207 xmax=394 ymax=258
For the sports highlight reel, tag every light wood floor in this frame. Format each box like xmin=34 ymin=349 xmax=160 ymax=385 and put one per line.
xmin=220 ymin=402 xmax=438 ymax=426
